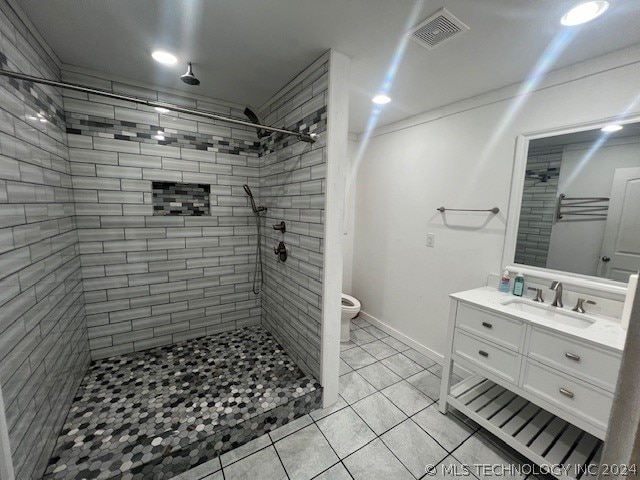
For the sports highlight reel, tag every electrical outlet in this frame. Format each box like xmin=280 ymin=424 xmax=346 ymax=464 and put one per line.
xmin=426 ymin=233 xmax=435 ymax=247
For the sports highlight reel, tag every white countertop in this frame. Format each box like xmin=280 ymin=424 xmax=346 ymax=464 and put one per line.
xmin=450 ymin=286 xmax=627 ymax=352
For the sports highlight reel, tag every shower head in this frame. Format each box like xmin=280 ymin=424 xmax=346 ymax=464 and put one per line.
xmin=181 ymin=62 xmax=200 ymax=86
xmin=243 ymin=107 xmax=269 ymax=139
xmin=243 ymin=184 xmax=253 ymax=197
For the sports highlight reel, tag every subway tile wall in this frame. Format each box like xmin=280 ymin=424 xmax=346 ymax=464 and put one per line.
xmin=0 ymin=1 xmax=331 ymax=472
xmin=258 ymin=54 xmax=328 ymax=378
xmin=0 ymin=1 xmax=89 ymax=478
xmin=514 ymin=146 xmax=562 ymax=268
xmin=62 ymin=69 xmax=264 ymax=360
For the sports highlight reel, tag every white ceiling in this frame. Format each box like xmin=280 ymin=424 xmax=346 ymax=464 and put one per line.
xmin=16 ymin=0 xmax=640 ymax=134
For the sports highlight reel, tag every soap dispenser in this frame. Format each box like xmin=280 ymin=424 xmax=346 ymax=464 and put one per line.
xmin=512 ymin=272 xmax=525 ymax=296
xmin=499 ymin=270 xmax=511 ymax=293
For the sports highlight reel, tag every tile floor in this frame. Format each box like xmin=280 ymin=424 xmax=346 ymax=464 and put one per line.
xmin=171 ymin=318 xmax=545 ymax=480
xmin=44 ymin=326 xmax=321 ymax=479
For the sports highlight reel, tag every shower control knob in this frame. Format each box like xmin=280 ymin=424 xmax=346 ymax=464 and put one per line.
xmin=274 ymin=241 xmax=288 ymax=262
xmin=273 ymin=221 xmax=286 ymax=233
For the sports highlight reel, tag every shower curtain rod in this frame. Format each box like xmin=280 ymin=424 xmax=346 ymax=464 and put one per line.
xmin=0 ymin=69 xmax=316 ymax=143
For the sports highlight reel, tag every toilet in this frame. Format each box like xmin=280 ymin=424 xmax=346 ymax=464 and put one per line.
xmin=341 ymin=294 xmax=361 ymax=342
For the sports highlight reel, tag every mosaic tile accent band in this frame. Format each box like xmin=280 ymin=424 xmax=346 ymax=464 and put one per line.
xmin=44 ymin=325 xmax=321 ymax=480
xmin=0 ymin=51 xmax=67 ymax=130
xmin=152 ymin=182 xmax=210 ymax=216
xmin=65 ymin=112 xmax=261 ymax=157
xmin=261 ymin=105 xmax=327 ymax=155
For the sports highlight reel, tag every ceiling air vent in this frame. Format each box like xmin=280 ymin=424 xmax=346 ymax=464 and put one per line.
xmin=410 ymin=8 xmax=469 ymax=50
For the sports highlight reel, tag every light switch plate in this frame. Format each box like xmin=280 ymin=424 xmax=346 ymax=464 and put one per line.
xmin=426 ymin=233 xmax=435 ymax=247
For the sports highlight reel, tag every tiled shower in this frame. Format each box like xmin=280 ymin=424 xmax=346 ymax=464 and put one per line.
xmin=514 ymin=146 xmax=562 ymax=268
xmin=0 ymin=1 xmax=331 ymax=478
xmin=64 ymin=70 xmax=266 ymax=360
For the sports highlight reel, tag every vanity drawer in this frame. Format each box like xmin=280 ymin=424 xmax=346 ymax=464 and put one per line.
xmin=522 ymin=359 xmax=613 ymax=432
xmin=528 ymin=327 xmax=621 ymax=392
xmin=456 ymin=303 xmax=524 ymax=352
xmin=453 ymin=329 xmax=521 ymax=384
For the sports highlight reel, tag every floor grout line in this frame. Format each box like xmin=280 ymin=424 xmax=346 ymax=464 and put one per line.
xmin=334 ymin=335 xmax=444 ymax=479
xmin=333 ymin=320 xmax=476 ymax=479
xmin=270 ymin=439 xmax=291 ymax=480
xmin=346 ymin=402 xmax=418 ymax=479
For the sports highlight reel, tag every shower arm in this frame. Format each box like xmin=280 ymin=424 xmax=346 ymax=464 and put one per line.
xmin=0 ymin=69 xmax=317 ymax=143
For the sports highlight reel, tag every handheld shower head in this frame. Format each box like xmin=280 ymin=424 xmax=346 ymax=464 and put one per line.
xmin=242 ymin=184 xmax=266 ymax=213
xmin=181 ymin=62 xmax=200 ymax=86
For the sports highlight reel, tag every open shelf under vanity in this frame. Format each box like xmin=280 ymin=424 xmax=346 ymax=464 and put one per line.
xmin=449 ymin=375 xmax=603 ymax=480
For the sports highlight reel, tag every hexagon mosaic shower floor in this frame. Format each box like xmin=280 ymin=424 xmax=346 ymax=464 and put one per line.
xmin=44 ymin=325 xmax=321 ymax=480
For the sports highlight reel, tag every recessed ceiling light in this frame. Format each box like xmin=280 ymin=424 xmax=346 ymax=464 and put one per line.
xmin=154 ymin=107 xmax=171 ymax=113
xmin=151 ymin=50 xmax=178 ymax=65
xmin=601 ymin=124 xmax=623 ymax=133
xmin=26 ymin=115 xmax=37 ymax=121
xmin=561 ymin=1 xmax=609 ymax=26
xmin=372 ymin=94 xmax=391 ymax=105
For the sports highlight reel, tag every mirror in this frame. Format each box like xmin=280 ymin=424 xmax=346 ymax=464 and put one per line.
xmin=513 ymin=121 xmax=640 ymax=283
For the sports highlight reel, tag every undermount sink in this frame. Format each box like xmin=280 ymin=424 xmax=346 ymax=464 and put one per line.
xmin=501 ymin=299 xmax=596 ymax=329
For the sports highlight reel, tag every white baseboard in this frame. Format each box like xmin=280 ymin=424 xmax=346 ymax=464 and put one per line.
xmin=359 ymin=310 xmax=470 ymax=378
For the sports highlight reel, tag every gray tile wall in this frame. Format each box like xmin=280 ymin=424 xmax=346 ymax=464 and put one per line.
xmin=0 ymin=2 xmax=89 ymax=478
xmin=258 ymin=56 xmax=328 ymax=378
xmin=63 ymin=70 xmax=263 ymax=359
xmin=0 ymin=4 xmax=331 ymax=474
xmin=514 ymin=146 xmax=562 ymax=267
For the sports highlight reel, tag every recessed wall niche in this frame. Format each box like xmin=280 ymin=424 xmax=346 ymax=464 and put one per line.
xmin=152 ymin=181 xmax=210 ymax=216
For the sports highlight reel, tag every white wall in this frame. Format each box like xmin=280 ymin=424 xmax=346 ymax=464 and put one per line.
xmin=547 ymin=137 xmax=640 ymax=276
xmin=321 ymin=50 xmax=350 ymax=407
xmin=341 ymin=138 xmax=358 ymax=293
xmin=351 ymin=45 xmax=640 ymax=362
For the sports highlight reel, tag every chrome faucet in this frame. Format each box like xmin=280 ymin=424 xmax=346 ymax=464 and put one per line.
xmin=527 ymin=287 xmax=544 ymax=302
xmin=550 ymin=281 xmax=563 ymax=308
xmin=572 ymin=298 xmax=596 ymax=313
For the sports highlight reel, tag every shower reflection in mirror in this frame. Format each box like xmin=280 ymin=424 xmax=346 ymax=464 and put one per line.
xmin=514 ymin=121 xmax=640 ymax=282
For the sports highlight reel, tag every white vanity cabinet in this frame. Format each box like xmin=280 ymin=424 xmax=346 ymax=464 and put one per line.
xmin=453 ymin=303 xmax=525 ymax=383
xmin=440 ymin=289 xmax=625 ymax=479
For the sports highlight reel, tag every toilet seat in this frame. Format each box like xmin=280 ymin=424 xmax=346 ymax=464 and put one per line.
xmin=340 ymin=293 xmax=361 ymax=342
xmin=341 ymin=293 xmax=360 ymax=314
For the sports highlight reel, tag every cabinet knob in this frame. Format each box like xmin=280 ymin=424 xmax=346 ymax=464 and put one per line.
xmin=602 ymin=256 xmax=611 ymax=262
xmin=481 ymin=322 xmax=493 ymax=329
xmin=478 ymin=350 xmax=489 ymax=358
xmin=559 ymin=388 xmax=574 ymax=399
